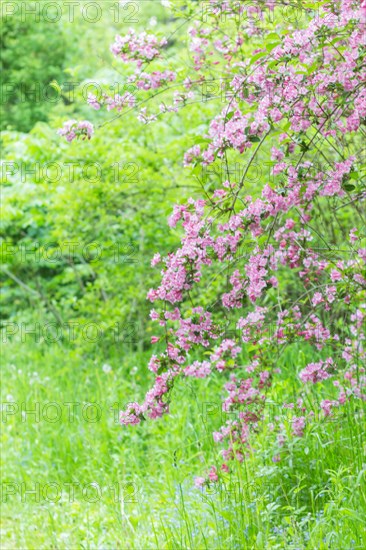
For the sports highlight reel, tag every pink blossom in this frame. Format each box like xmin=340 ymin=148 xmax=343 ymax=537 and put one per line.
xmin=292 ymin=416 xmax=306 ymax=437
xmin=271 ymin=147 xmax=284 ymax=161
xmin=208 ymin=466 xmax=218 ymax=482
xmin=58 ymin=120 xmax=94 ymax=142
xmin=299 ymin=359 xmax=333 ymax=384
xmin=312 ymin=292 xmax=323 ymax=306
xmin=194 ymin=477 xmax=205 ymax=488
xmin=151 ymin=253 xmax=161 ymax=267
xmin=111 ymin=29 xmax=167 ymax=67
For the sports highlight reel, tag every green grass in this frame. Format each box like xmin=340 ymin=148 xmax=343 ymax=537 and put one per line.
xmin=1 ymin=340 xmax=365 ymax=549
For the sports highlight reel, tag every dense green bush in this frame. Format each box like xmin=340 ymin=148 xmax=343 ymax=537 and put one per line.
xmin=0 ymin=1 xmax=67 ymax=131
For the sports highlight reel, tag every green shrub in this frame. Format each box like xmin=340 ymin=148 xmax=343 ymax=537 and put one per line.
xmin=0 ymin=1 xmax=67 ymax=132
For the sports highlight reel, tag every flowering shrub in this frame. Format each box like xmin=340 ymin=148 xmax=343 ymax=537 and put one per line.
xmin=59 ymin=0 xmax=366 ymax=484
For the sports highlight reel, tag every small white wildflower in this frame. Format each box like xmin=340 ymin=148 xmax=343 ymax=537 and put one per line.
xmin=102 ymin=363 xmax=112 ymax=373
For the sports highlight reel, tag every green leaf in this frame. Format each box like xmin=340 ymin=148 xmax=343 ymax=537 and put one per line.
xmin=349 ymin=172 xmax=359 ymax=180
xmin=266 ymin=32 xmax=280 ymax=41
xmin=224 ymin=111 xmax=235 ymax=122
xmin=49 ymin=80 xmax=62 ymax=95
xmin=192 ymin=136 xmax=211 ymax=145
xmin=342 ymin=183 xmax=355 ymax=192
xmin=266 ymin=42 xmax=281 ymax=52
xmin=250 ymin=51 xmax=267 ymax=65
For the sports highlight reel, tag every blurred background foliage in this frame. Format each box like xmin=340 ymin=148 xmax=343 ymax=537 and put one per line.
xmin=0 ymin=1 xmax=67 ymax=131
xmin=0 ymin=0 xmax=217 ymax=356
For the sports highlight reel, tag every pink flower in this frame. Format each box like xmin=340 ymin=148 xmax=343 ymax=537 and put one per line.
xmin=111 ymin=29 xmax=167 ymax=67
xmin=299 ymin=359 xmax=333 ymax=384
xmin=292 ymin=416 xmax=306 ymax=437
xmin=194 ymin=477 xmax=206 ymax=488
xmin=349 ymin=228 xmax=358 ymax=243
xmin=58 ymin=120 xmax=94 ymax=142
xmin=208 ymin=466 xmax=218 ymax=482
xmin=135 ymin=70 xmax=176 ymax=90
xmin=358 ymin=248 xmax=366 ymax=262
xmin=120 ymin=402 xmax=143 ymax=425
xmin=184 ymin=361 xmax=211 ymax=378
xmin=320 ymin=400 xmax=338 ymax=416
xmin=330 ymin=269 xmax=342 ymax=281
xmin=311 ymin=292 xmax=323 ymax=306
xmin=271 ymin=147 xmax=284 ymax=161
xmin=151 ymin=253 xmax=161 ymax=267
xmin=270 ymin=108 xmax=283 ymax=122
xmin=87 ymin=93 xmax=101 ymax=110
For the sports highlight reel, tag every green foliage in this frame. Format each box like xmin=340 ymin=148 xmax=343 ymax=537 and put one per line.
xmin=0 ymin=1 xmax=67 ymax=132
xmin=0 ymin=0 xmax=218 ymax=355
xmin=0 ymin=73 xmax=219 ymax=351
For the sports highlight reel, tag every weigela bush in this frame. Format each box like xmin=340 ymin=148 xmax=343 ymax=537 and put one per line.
xmin=60 ymin=0 xmax=366 ymax=485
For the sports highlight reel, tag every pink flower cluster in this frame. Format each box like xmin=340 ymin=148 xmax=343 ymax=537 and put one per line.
xmin=88 ymin=92 xmax=136 ymax=112
xmin=58 ymin=120 xmax=94 ymax=142
xmin=134 ymin=70 xmax=176 ymax=90
xmin=111 ymin=29 xmax=167 ymax=68
xmin=299 ymin=358 xmax=334 ymax=384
